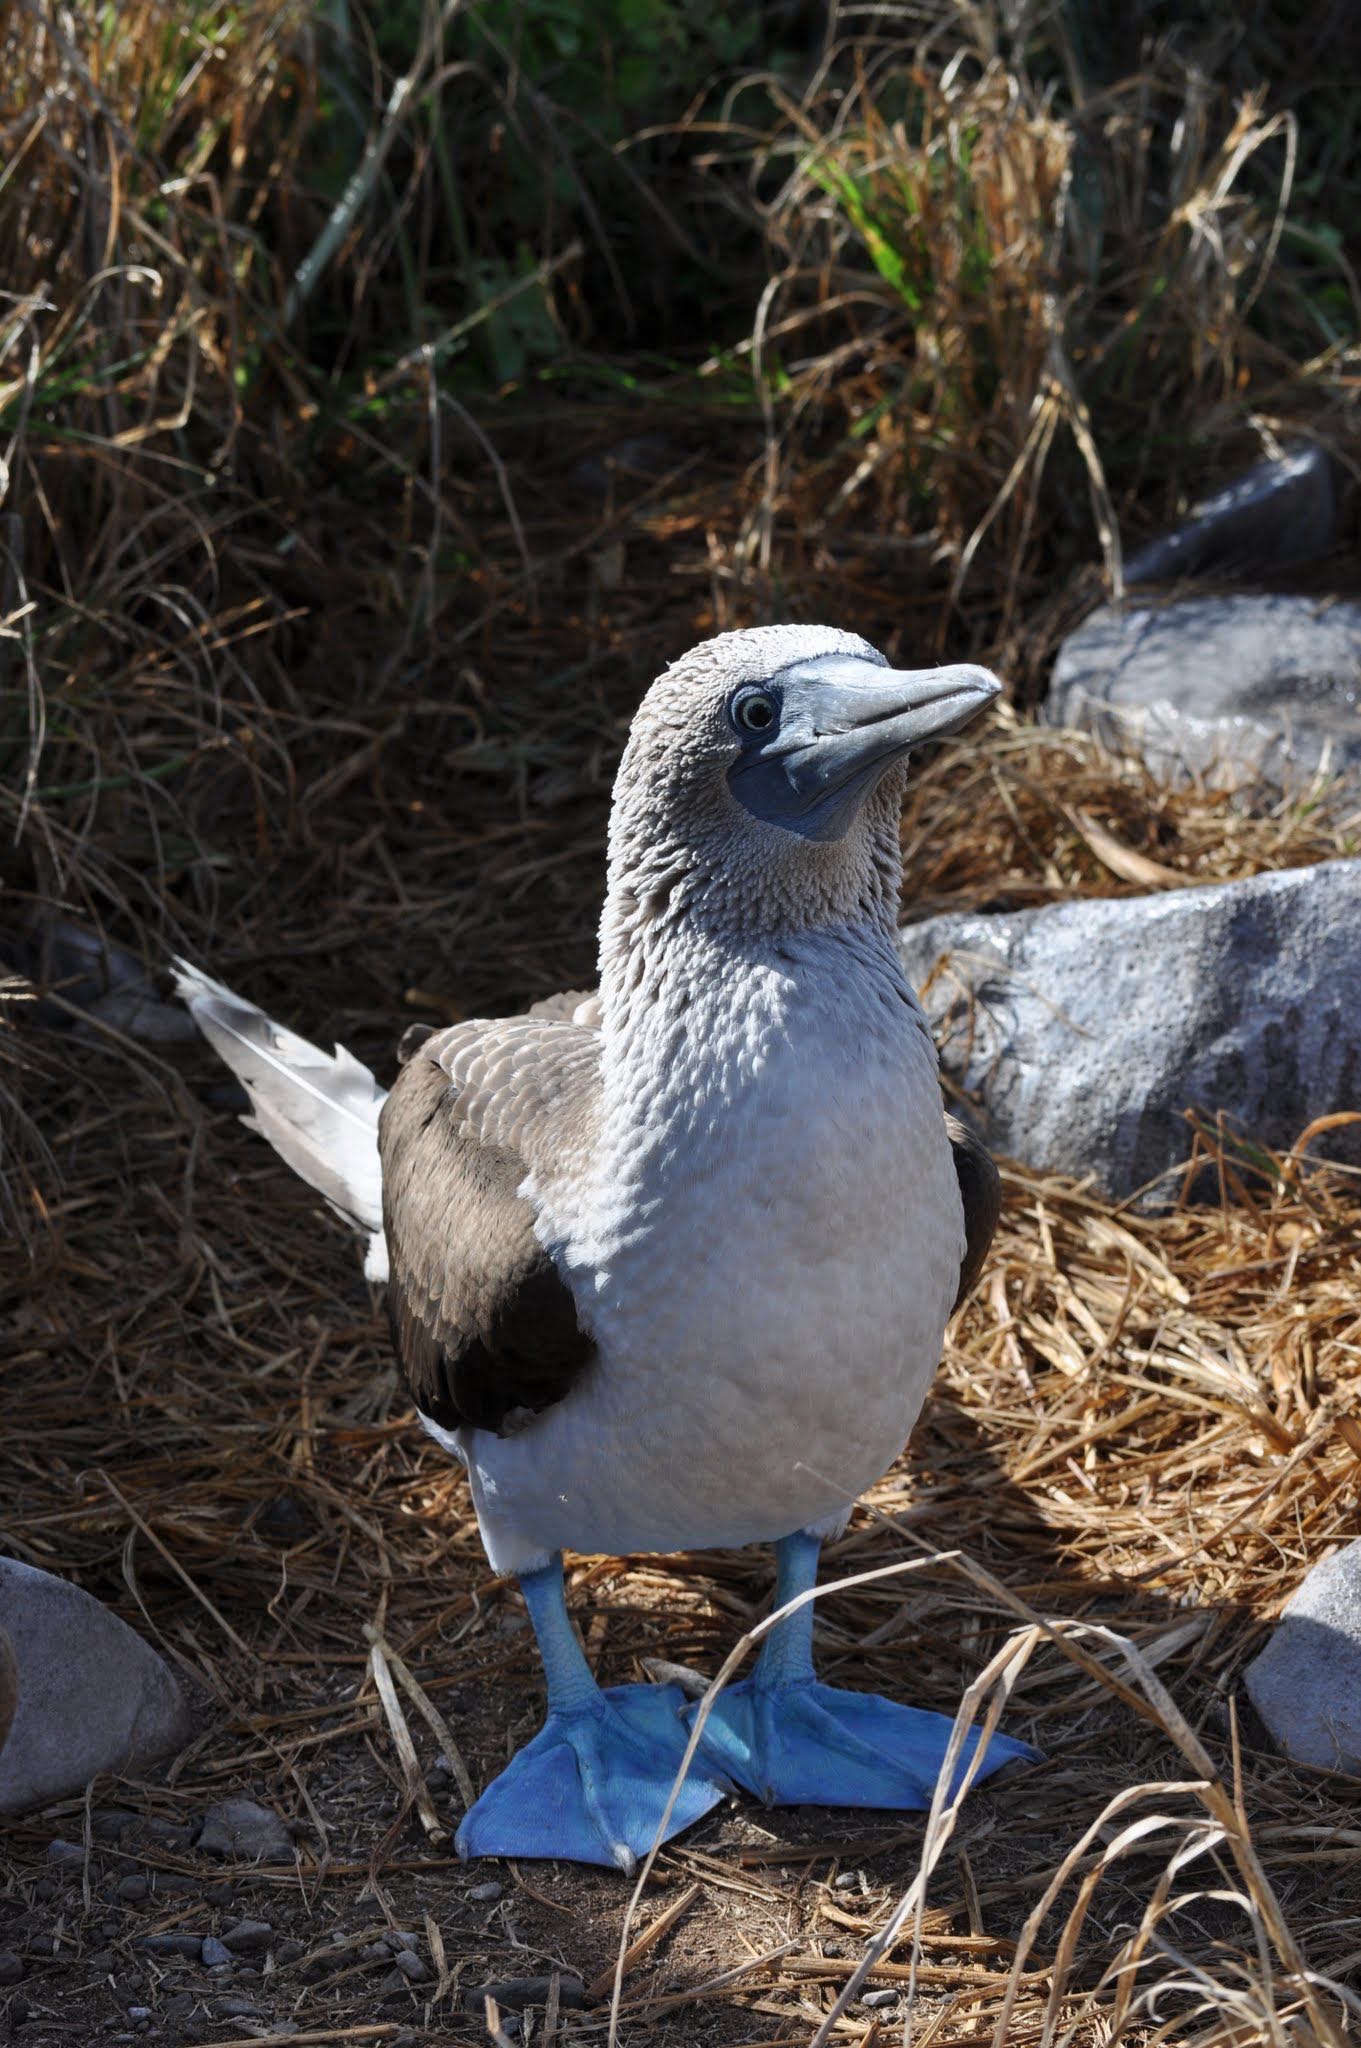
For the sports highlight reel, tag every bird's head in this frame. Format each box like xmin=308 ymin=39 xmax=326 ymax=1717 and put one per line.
xmin=606 ymin=623 xmax=1000 ymax=940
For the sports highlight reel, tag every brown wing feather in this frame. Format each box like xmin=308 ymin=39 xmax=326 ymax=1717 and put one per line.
xmin=379 ymin=1024 xmax=597 ymax=1435
xmin=946 ymin=1111 xmax=1001 ymax=1311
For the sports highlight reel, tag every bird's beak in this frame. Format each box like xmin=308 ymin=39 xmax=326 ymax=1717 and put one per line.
xmin=729 ymin=655 xmax=1001 ymax=842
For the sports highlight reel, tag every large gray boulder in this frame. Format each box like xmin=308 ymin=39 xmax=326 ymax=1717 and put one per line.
xmin=0 ymin=1559 xmax=192 ymax=1814
xmin=1243 ymin=1541 xmax=1361 ymax=1774
xmin=1045 ymin=594 xmax=1361 ymax=794
xmin=1123 ymin=445 xmax=1337 ymax=588
xmin=899 ymin=859 xmax=1361 ymax=1203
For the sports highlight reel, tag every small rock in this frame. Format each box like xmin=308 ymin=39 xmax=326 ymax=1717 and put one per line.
xmin=254 ymin=1495 xmax=311 ymax=1543
xmin=33 ymin=1877 xmax=57 ymax=1902
xmin=0 ymin=1560 xmax=191 ymax=1816
xmin=116 ymin=1877 xmax=149 ymax=1903
xmin=273 ymin=1939 xmax=304 ymax=1965
xmin=87 ymin=1950 xmax=117 ymax=1972
xmin=201 ymin=1936 xmax=232 ymax=1968
xmin=900 ymin=859 xmax=1361 ymax=1204
xmin=46 ymin=1839 xmax=86 ymax=1866
xmin=0 ymin=1951 xmax=22 ymax=1985
xmin=465 ymin=1975 xmax=586 ymax=2012
xmin=392 ymin=1950 xmax=427 ymax=1983
xmin=833 ymin=1870 xmax=862 ymax=1891
xmin=1046 ymin=593 xmax=1361 ymax=796
xmin=126 ymin=2009 xmax=151 ymax=2024
xmin=196 ymin=1799 xmax=294 ymax=1864
xmin=360 ymin=1943 xmax=389 ymax=1963
xmin=92 ymin=1811 xmax=138 ymax=1842
xmin=468 ymin=1880 xmax=502 ymax=1902
xmin=220 ymin=1920 xmax=272 ymax=1954
xmin=1244 ymin=1540 xmax=1361 ymax=1773
xmin=211 ymin=1994 xmax=263 ymax=2019
xmin=141 ymin=1933 xmax=203 ymax=1959
xmin=863 ymin=1986 xmax=901 ymax=2009
xmin=139 ymin=1819 xmax=192 ymax=1849
xmin=161 ymin=1993 xmax=195 ymax=2023
xmin=423 ymin=1766 xmax=450 ymax=1793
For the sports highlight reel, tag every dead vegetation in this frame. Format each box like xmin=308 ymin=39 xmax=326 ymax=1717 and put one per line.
xmin=3 ymin=2 xmax=1361 ymax=2045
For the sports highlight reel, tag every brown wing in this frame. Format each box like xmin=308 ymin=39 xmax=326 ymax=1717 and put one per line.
xmin=946 ymin=1111 xmax=1001 ymax=1311
xmin=378 ymin=1018 xmax=600 ymax=1435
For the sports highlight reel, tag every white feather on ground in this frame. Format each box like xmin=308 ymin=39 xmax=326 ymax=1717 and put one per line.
xmin=171 ymin=960 xmax=389 ymax=1280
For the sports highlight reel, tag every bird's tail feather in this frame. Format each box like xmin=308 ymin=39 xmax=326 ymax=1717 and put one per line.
xmin=171 ymin=959 xmax=389 ymax=1280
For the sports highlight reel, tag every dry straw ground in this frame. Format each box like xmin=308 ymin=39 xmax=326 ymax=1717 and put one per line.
xmin=3 ymin=4 xmax=1361 ymax=2046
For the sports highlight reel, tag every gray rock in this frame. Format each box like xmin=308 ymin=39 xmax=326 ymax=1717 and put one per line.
xmin=465 ymin=1975 xmax=586 ymax=2012
xmin=116 ymin=1877 xmax=149 ymax=1903
xmin=196 ymin=1799 xmax=293 ymax=1864
xmin=1124 ymin=445 xmax=1337 ymax=587
xmin=1244 ymin=1541 xmax=1361 ymax=1773
xmin=1045 ymin=594 xmax=1361 ymax=793
xmin=220 ymin=1920 xmax=272 ymax=1953
xmin=0 ymin=1952 xmax=22 ymax=1986
xmin=46 ymin=1839 xmax=86 ymax=1865
xmin=0 ymin=1561 xmax=191 ymax=1816
xmin=141 ymin=1934 xmax=202 ymax=1960
xmin=468 ymin=1880 xmax=502 ymax=1902
xmin=899 ymin=859 xmax=1361 ymax=1202
xmin=201 ymin=1936 xmax=232 ymax=1968
xmin=392 ymin=1949 xmax=427 ymax=1983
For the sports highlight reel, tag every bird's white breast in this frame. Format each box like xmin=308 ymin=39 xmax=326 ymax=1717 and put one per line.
xmin=462 ymin=929 xmax=965 ymax=1574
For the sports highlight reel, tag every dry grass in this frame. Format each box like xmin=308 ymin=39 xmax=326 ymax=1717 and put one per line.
xmin=4 ymin=2 xmax=1361 ymax=2044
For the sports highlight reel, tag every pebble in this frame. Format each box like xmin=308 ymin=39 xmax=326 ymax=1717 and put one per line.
xmin=126 ymin=2009 xmax=151 ymax=2023
xmin=392 ymin=1949 xmax=427 ymax=1983
xmin=468 ymin=1880 xmax=502 ymax=1902
xmin=222 ymin=1918 xmax=273 ymax=1953
xmin=0 ymin=1951 xmax=22 ymax=1985
xmin=92 ymin=1811 xmax=138 ymax=1842
xmin=274 ymin=1939 xmax=304 ymax=1965
xmin=87 ymin=1949 xmax=117 ymax=1972
xmin=201 ymin=1935 xmax=232 ymax=1967
xmin=116 ymin=1876 xmax=149 ymax=1903
xmin=196 ymin=1798 xmax=294 ymax=1864
xmin=424 ymin=1766 xmax=450 ymax=1793
xmin=388 ymin=1929 xmax=419 ymax=1952
xmin=466 ymin=1975 xmax=586 ymax=2011
xmin=46 ymin=1838 xmax=86 ymax=1866
xmin=862 ymin=1987 xmax=901 ymax=2009
xmin=833 ymin=1870 xmax=863 ymax=1891
xmin=211 ymin=1994 xmax=264 ymax=2018
xmin=141 ymin=1932 xmax=203 ymax=1959
xmin=33 ymin=1877 xmax=58 ymax=1902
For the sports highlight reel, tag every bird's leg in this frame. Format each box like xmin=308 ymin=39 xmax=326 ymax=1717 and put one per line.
xmin=689 ymin=1529 xmax=1039 ymax=1810
xmin=454 ymin=1554 xmax=727 ymax=1870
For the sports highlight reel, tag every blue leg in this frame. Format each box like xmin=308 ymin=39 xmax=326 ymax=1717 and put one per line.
xmin=455 ymin=1556 xmax=728 ymax=1870
xmin=689 ymin=1530 xmax=1041 ymax=1810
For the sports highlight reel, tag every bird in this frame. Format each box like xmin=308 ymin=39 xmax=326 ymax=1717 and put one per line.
xmin=174 ymin=622 xmax=1038 ymax=1871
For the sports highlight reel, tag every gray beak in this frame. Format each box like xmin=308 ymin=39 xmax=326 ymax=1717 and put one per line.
xmin=729 ymin=654 xmax=1001 ymax=842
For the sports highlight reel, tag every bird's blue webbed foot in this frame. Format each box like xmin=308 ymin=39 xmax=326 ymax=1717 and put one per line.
xmin=692 ymin=1673 xmax=1037 ymax=1809
xmin=689 ymin=1531 xmax=1040 ymax=1811
xmin=456 ymin=1680 xmax=726 ymax=1870
xmin=455 ymin=1560 xmax=728 ymax=1870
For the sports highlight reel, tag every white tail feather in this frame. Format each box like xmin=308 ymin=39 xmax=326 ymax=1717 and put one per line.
xmin=172 ymin=959 xmax=389 ymax=1280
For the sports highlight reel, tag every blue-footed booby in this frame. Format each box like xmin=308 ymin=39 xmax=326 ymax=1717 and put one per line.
xmin=175 ymin=623 xmax=1037 ymax=1870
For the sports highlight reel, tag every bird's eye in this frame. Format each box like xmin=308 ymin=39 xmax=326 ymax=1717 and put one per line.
xmin=731 ymin=689 xmax=777 ymax=734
